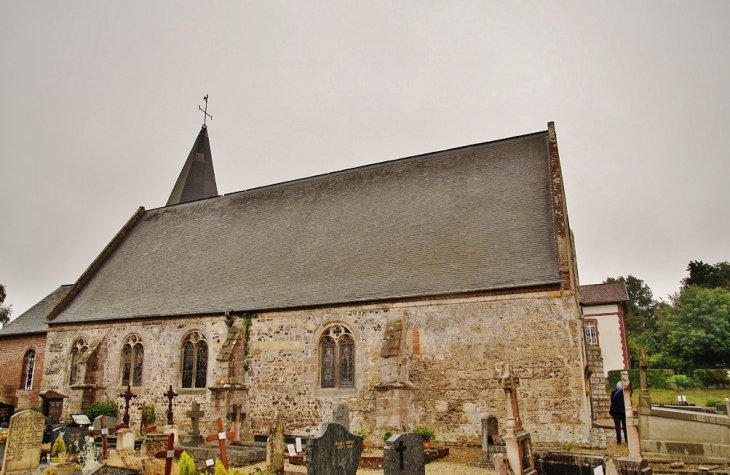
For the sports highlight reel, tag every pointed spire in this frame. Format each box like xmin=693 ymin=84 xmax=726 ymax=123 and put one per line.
xmin=166 ymin=126 xmax=219 ymax=206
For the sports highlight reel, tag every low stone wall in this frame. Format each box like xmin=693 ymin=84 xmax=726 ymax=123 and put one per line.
xmin=179 ymin=443 xmax=266 ymax=467
xmin=640 ymin=406 xmax=730 ymax=462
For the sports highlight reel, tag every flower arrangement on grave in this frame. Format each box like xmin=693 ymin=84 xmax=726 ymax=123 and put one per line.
xmin=51 ymin=434 xmax=68 ymax=463
xmin=355 ymin=428 xmax=369 ymax=451
xmin=412 ymin=425 xmax=435 ymax=449
xmin=382 ymin=430 xmax=393 ymax=442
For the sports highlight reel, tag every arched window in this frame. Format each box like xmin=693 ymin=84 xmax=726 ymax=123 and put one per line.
xmin=120 ymin=334 xmax=144 ymax=386
xmin=20 ymin=350 xmax=36 ymax=390
xmin=68 ymin=338 xmax=88 ymax=386
xmin=181 ymin=331 xmax=208 ymax=388
xmin=319 ymin=324 xmax=355 ymax=389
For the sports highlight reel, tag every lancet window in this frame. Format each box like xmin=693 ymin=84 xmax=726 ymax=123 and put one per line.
xmin=20 ymin=350 xmax=35 ymax=390
xmin=319 ymin=324 xmax=355 ymax=389
xmin=68 ymin=338 xmax=88 ymax=386
xmin=121 ymin=334 xmax=144 ymax=386
xmin=181 ymin=331 xmax=208 ymax=388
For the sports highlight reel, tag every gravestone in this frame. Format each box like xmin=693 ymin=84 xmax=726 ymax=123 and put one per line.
xmin=306 ymin=422 xmax=362 ymax=475
xmin=55 ymin=426 xmax=90 ymax=456
xmin=1 ymin=410 xmax=46 ymax=473
xmin=384 ymin=433 xmax=425 ymax=475
xmin=479 ymin=415 xmax=506 ymax=466
xmin=265 ymin=411 xmax=285 ymax=475
xmin=116 ymin=428 xmax=135 ymax=451
xmin=93 ymin=415 xmax=119 ymax=431
xmin=0 ymin=402 xmax=14 ymax=427
xmin=185 ymin=402 xmax=204 ymax=445
xmin=332 ymin=405 xmax=350 ymax=431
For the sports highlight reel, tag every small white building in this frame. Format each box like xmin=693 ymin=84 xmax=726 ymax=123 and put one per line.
xmin=580 ymin=282 xmax=630 ymax=376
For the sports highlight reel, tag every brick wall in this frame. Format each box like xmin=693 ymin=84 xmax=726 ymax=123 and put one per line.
xmin=0 ymin=334 xmax=47 ymax=409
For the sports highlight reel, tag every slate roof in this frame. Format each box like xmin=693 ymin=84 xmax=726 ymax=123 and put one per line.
xmin=580 ymin=282 xmax=629 ymax=305
xmin=0 ymin=285 xmax=71 ymax=337
xmin=52 ymin=129 xmax=564 ymax=323
xmin=166 ymin=126 xmax=219 ymax=205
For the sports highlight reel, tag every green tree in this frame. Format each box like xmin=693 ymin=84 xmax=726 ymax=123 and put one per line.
xmin=682 ymin=260 xmax=730 ymax=291
xmin=657 ymin=286 xmax=730 ymax=372
xmin=604 ymin=275 xmax=660 ymax=367
xmin=0 ymin=284 xmax=11 ymax=328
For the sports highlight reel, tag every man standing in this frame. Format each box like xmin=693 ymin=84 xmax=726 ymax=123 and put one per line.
xmin=609 ymin=381 xmax=628 ymax=444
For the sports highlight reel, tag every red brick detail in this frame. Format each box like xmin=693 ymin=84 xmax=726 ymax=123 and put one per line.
xmin=0 ymin=334 xmax=47 ymax=409
xmin=412 ymin=326 xmax=421 ymax=355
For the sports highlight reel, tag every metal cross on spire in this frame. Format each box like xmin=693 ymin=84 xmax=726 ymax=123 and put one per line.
xmin=199 ymin=94 xmax=213 ymax=127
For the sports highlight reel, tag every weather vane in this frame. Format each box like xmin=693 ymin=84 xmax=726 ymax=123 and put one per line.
xmin=199 ymin=94 xmax=213 ymax=127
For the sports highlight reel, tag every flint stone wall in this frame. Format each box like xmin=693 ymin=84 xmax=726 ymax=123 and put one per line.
xmin=42 ymin=316 xmax=228 ymax=431
xmin=243 ymin=289 xmax=590 ymax=445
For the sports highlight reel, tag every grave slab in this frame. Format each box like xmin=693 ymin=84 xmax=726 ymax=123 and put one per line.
xmin=332 ymin=405 xmax=350 ymax=431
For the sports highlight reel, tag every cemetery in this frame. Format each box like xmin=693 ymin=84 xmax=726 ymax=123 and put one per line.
xmin=3 ymin=357 xmax=730 ymax=475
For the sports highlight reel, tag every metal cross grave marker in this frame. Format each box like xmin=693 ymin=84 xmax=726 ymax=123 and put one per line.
xmin=119 ymin=384 xmax=137 ymax=427
xmin=164 ymin=385 xmax=178 ymax=425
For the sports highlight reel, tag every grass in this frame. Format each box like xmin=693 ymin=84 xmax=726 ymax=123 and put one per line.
xmin=630 ymin=387 xmax=729 ymax=408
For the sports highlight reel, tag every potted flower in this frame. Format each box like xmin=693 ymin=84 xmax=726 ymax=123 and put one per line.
xmin=50 ymin=435 xmax=76 ymax=475
xmin=412 ymin=425 xmax=435 ymax=449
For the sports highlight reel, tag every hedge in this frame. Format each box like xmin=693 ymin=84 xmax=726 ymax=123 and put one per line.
xmin=606 ymin=369 xmax=674 ymax=391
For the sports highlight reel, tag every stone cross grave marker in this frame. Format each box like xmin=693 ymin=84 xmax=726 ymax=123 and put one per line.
xmin=306 ymin=422 xmax=362 ymax=475
xmin=154 ymin=432 xmax=184 ymax=475
xmin=499 ymin=363 xmax=536 ymax=475
xmin=119 ymin=384 xmax=137 ymax=427
xmin=0 ymin=409 xmax=46 ymax=473
xmin=205 ymin=417 xmax=236 ymax=469
xmin=332 ymin=404 xmax=350 ymax=431
xmin=186 ymin=401 xmax=205 ymax=445
xmin=164 ymin=385 xmax=178 ymax=425
xmin=384 ymin=433 xmax=425 ymax=475
xmin=266 ymin=411 xmax=286 ymax=475
xmin=90 ymin=415 xmax=119 ymax=459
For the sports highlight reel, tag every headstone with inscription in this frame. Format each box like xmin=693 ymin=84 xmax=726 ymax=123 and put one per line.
xmin=332 ymin=405 xmax=350 ymax=431
xmin=384 ymin=433 xmax=425 ymax=475
xmin=306 ymin=422 xmax=362 ymax=475
xmin=0 ymin=410 xmax=46 ymax=473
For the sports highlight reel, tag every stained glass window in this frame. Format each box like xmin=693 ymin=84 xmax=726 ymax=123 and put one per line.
xmin=68 ymin=338 xmax=88 ymax=386
xmin=181 ymin=331 xmax=208 ymax=388
xmin=319 ymin=324 xmax=355 ymax=389
xmin=20 ymin=350 xmax=35 ymax=390
xmin=120 ymin=335 xmax=144 ymax=386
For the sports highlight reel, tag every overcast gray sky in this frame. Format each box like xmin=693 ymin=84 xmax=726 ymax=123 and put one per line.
xmin=1 ymin=1 xmax=728 ymax=318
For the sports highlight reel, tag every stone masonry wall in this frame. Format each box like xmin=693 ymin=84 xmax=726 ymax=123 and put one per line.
xmin=0 ymin=334 xmax=47 ymax=409
xmin=242 ymin=289 xmax=591 ymax=446
xmin=42 ymin=316 xmax=228 ymax=432
xmin=586 ymin=346 xmax=609 ymax=419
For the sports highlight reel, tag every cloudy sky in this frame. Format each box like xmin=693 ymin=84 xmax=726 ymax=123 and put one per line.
xmin=1 ymin=1 xmax=728 ymax=318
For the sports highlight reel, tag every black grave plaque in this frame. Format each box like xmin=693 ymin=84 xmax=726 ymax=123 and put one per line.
xmin=0 ymin=402 xmax=14 ymax=427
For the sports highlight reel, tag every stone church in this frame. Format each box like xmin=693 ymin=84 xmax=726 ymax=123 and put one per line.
xmin=18 ymin=121 xmax=593 ymax=445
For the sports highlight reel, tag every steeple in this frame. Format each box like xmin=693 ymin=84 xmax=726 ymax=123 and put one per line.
xmin=166 ymin=125 xmax=219 ymax=206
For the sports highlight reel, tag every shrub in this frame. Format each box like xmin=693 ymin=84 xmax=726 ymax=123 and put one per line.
xmin=671 ymin=375 xmax=697 ymax=390
xmin=355 ymin=428 xmax=368 ymax=439
xmin=606 ymin=369 xmax=673 ymax=391
xmin=382 ymin=430 xmax=393 ymax=441
xmin=141 ymin=403 xmax=156 ymax=427
xmin=412 ymin=425 xmax=435 ymax=441
xmin=688 ymin=369 xmax=730 ymax=388
xmin=51 ymin=434 xmax=67 ymax=458
xmin=706 ymin=398 xmax=725 ymax=407
xmin=214 ymin=459 xmax=228 ymax=475
xmin=178 ymin=451 xmax=197 ymax=475
xmin=85 ymin=400 xmax=118 ymax=421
